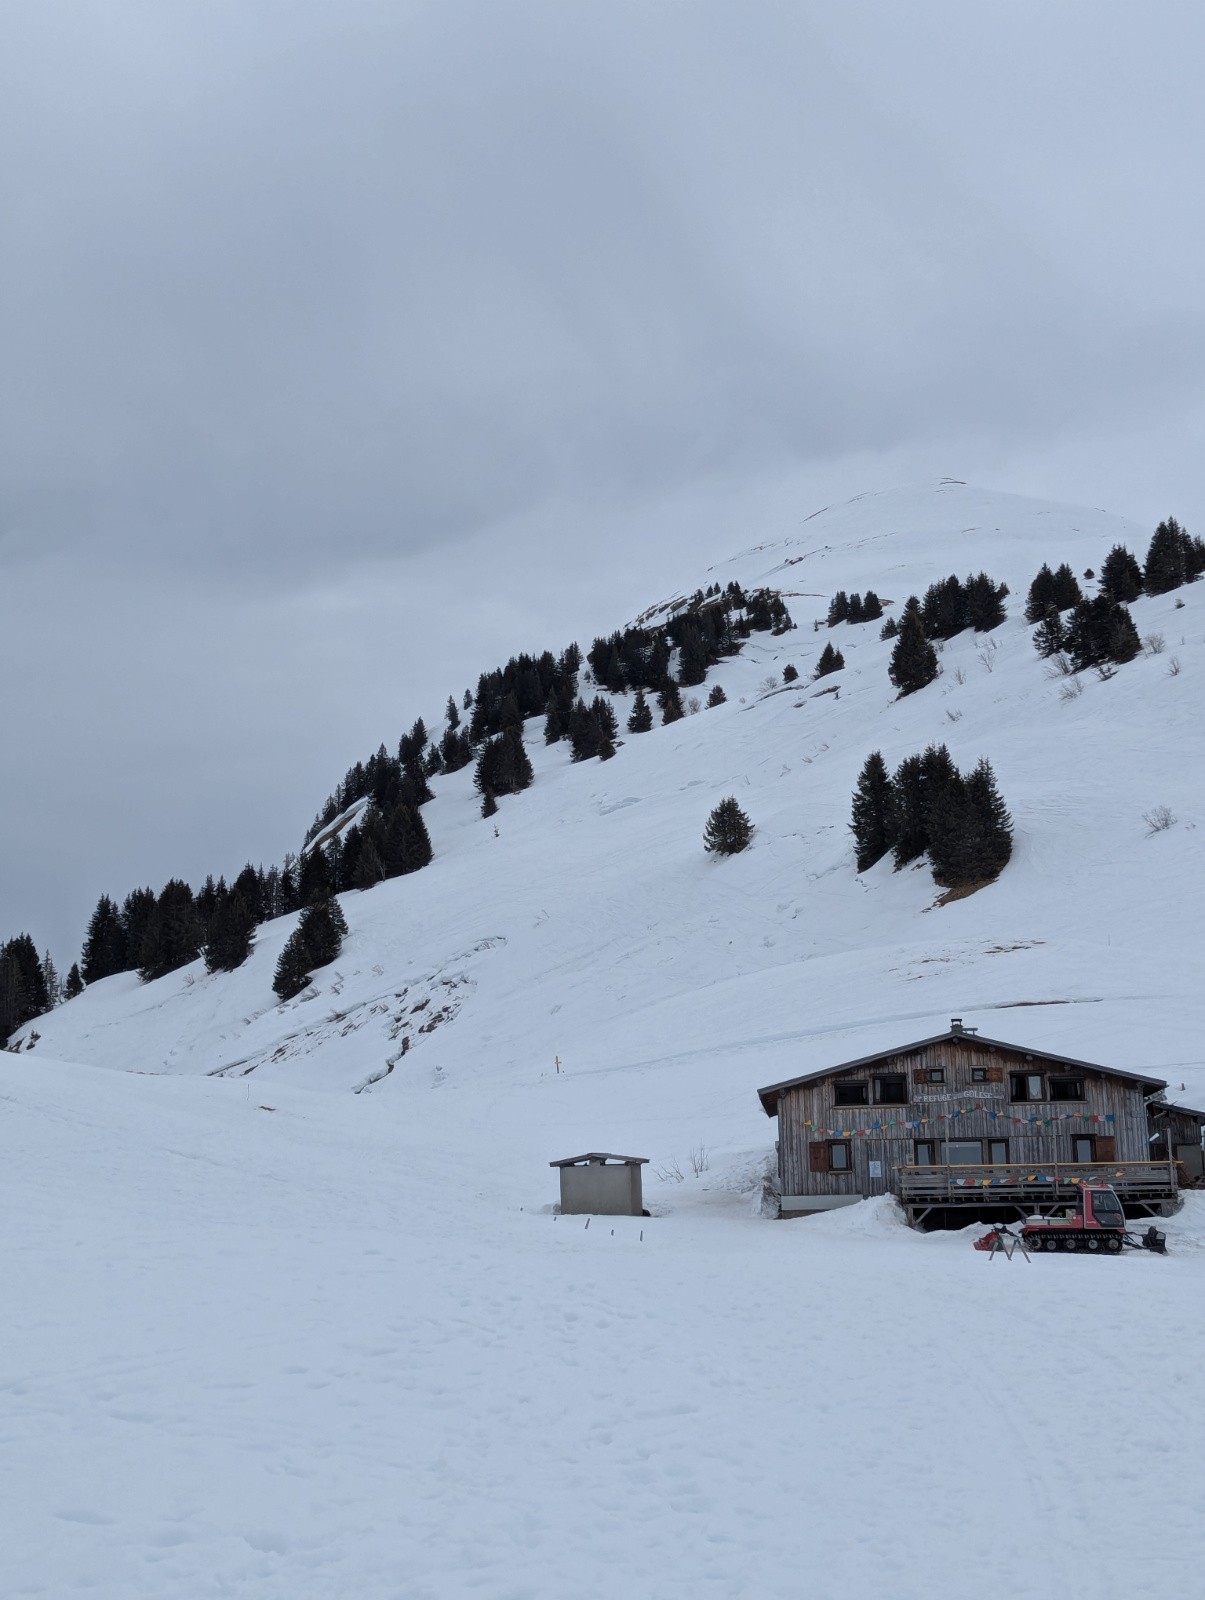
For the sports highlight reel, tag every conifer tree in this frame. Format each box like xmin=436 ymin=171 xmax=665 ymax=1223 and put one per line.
xmin=921 ymin=575 xmax=968 ymax=639
xmin=964 ymin=572 xmax=1008 ymax=631
xmin=1144 ymin=518 xmax=1188 ymax=594
xmin=782 ymin=664 xmax=799 ymax=683
xmin=1064 ymin=595 xmax=1141 ymax=671
xmin=826 ymin=592 xmax=850 ymax=627
xmin=879 ymin=616 xmax=898 ymax=640
xmin=65 ymin=963 xmax=84 ymax=1000
xmin=297 ymin=845 xmax=336 ymax=908
xmin=849 ymin=752 xmax=895 ymax=872
xmin=297 ymin=897 xmax=346 ymax=970
xmin=888 ymin=610 xmax=938 ymax=696
xmin=445 ymin=694 xmax=460 ymax=729
xmin=354 ymin=835 xmax=384 ymax=890
xmin=814 ymin=642 xmax=845 ymax=678
xmin=273 ymin=928 xmax=312 ymax=1002
xmin=846 ymin=593 xmax=865 ymax=623
xmin=119 ymin=888 xmax=156 ymax=972
xmin=1031 ymin=605 xmax=1066 ymax=659
xmin=703 ymin=797 xmax=754 ymax=855
xmin=1100 ymin=544 xmax=1144 ymax=603
xmin=139 ymin=880 xmax=204 ymax=982
xmin=627 ymin=689 xmax=653 ymax=732
xmin=861 ymin=591 xmax=883 ymax=621
xmin=706 ymin=684 xmax=727 ymax=707
xmin=929 ymin=758 xmax=1012 ymax=888
xmin=658 ymin=679 xmax=685 ymax=724
xmin=81 ymin=894 xmax=126 ymax=984
xmin=204 ymin=891 xmax=255 ymax=974
xmin=1025 ymin=564 xmax=1056 ymax=624
xmin=1050 ymin=564 xmax=1082 ymax=610
xmin=40 ymin=950 xmax=60 ymax=1008
xmin=481 ymin=789 xmax=498 ymax=818
xmin=543 ymin=694 xmax=563 ymax=745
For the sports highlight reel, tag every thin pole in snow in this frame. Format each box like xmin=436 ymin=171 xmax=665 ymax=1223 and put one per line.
xmin=584 ymin=1217 xmax=590 ymax=1229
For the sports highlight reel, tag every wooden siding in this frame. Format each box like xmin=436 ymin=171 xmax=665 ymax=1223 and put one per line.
xmin=777 ymin=1037 xmax=1153 ymax=1199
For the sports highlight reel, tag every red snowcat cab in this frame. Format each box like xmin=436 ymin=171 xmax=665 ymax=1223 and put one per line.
xmin=975 ymin=1183 xmax=1167 ymax=1255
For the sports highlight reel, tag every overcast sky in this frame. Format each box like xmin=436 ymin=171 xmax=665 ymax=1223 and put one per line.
xmin=3 ymin=0 xmax=1204 ymax=963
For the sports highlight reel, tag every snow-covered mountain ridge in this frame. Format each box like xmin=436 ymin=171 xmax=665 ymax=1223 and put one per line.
xmin=17 ymin=480 xmax=1203 ymax=1118
xmin=6 ymin=480 xmax=1205 ymax=1598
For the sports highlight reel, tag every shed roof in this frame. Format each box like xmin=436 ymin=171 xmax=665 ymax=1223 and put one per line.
xmin=1151 ymin=1101 xmax=1205 ymax=1123
xmin=756 ymin=1027 xmax=1168 ymax=1116
xmin=549 ymin=1152 xmax=649 ymax=1167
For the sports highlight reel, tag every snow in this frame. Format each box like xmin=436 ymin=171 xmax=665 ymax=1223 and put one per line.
xmin=6 ymin=481 xmax=1205 ymax=1596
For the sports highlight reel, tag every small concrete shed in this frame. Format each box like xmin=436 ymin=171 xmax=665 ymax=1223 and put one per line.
xmin=551 ymin=1152 xmax=648 ymax=1216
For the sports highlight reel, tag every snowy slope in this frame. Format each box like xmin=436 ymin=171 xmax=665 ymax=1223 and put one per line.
xmin=6 ymin=480 xmax=1205 ymax=1598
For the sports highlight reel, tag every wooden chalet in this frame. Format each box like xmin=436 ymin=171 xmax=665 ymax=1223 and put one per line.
xmin=757 ymin=1019 xmax=1185 ymax=1227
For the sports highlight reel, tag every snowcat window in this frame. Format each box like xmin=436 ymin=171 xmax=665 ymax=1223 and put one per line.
xmin=1050 ymin=1077 xmax=1085 ymax=1101
xmin=1092 ymin=1192 xmax=1124 ymax=1223
xmin=834 ymin=1082 xmax=868 ymax=1106
xmin=874 ymin=1076 xmax=908 ymax=1105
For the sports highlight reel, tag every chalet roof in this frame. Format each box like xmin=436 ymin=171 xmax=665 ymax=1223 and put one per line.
xmin=756 ymin=1027 xmax=1169 ymax=1117
xmin=549 ymin=1152 xmax=649 ymax=1167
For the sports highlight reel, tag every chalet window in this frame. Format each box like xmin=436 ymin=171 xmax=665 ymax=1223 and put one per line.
xmin=915 ymin=1141 xmax=937 ymax=1165
xmin=809 ymin=1140 xmax=854 ymax=1173
xmin=1050 ymin=1077 xmax=1085 ymax=1101
xmin=926 ymin=1068 xmax=945 ymax=1084
xmin=1072 ymin=1136 xmax=1094 ymax=1163
xmin=834 ymin=1081 xmax=868 ymax=1106
xmin=1072 ymin=1135 xmax=1114 ymax=1163
xmin=943 ymin=1139 xmax=983 ymax=1165
xmin=971 ymin=1067 xmax=988 ymax=1083
xmin=874 ymin=1075 xmax=908 ymax=1105
xmin=1010 ymin=1072 xmax=1046 ymax=1102
xmin=988 ymin=1140 xmax=1009 ymax=1164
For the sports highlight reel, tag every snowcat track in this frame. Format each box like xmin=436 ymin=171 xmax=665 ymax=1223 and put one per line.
xmin=1025 ymin=1230 xmax=1123 ymax=1254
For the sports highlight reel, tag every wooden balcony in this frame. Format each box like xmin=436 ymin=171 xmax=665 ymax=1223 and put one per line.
xmin=896 ymin=1160 xmax=1178 ymax=1221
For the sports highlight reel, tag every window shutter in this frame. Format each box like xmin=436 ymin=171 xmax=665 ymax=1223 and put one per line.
xmin=984 ymin=1066 xmax=1003 ymax=1083
xmin=1095 ymin=1136 xmax=1116 ymax=1162
xmin=809 ymin=1141 xmax=831 ymax=1173
xmin=912 ymin=1067 xmax=929 ymax=1083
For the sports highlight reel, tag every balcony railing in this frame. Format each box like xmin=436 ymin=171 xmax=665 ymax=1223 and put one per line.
xmin=895 ymin=1160 xmax=1178 ymax=1204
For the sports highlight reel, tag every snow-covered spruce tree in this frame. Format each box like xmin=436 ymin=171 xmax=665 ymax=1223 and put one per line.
xmin=826 ymin=591 xmax=849 ymax=627
xmin=861 ymin=590 xmax=883 ymax=621
xmin=921 ymin=575 xmax=967 ymax=639
xmin=65 ymin=962 xmax=84 ymax=1000
xmin=703 ymin=797 xmax=753 ymax=855
xmin=706 ymin=684 xmax=727 ymax=707
xmin=846 ymin=593 xmax=865 ymax=623
xmin=814 ymin=642 xmax=844 ymax=678
xmin=849 ymin=752 xmax=895 ymax=871
xmin=879 ymin=615 xmax=898 ymax=640
xmin=627 ymin=689 xmax=653 ymax=732
xmin=888 ymin=609 xmax=938 ymax=696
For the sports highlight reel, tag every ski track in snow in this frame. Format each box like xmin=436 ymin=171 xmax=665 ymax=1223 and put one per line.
xmin=5 ymin=483 xmax=1205 ymax=1597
